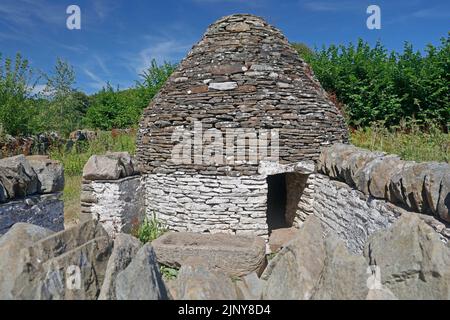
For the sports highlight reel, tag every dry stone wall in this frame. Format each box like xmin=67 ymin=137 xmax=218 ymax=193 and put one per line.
xmin=0 ymin=155 xmax=64 ymax=235
xmin=144 ymin=173 xmax=269 ymax=238
xmin=81 ymin=153 xmax=144 ymax=238
xmin=296 ymin=145 xmax=450 ymax=254
xmin=319 ymin=144 xmax=450 ymax=222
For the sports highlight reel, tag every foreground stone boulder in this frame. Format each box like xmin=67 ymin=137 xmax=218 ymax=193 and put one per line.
xmin=0 ymin=155 xmax=39 ymax=200
xmin=364 ymin=214 xmax=450 ymax=299
xmin=0 ymin=182 xmax=7 ymax=202
xmin=26 ymin=156 xmax=64 ymax=194
xmin=174 ymin=263 xmax=237 ymax=300
xmin=83 ymin=155 xmax=123 ymax=180
xmin=437 ymin=172 xmax=449 ymax=222
xmin=312 ymin=234 xmax=369 ymax=300
xmin=262 ymin=215 xmax=399 ymax=300
xmin=152 ymin=232 xmax=266 ymax=277
xmin=262 ymin=216 xmax=326 ymax=299
xmin=98 ymin=233 xmax=142 ymax=300
xmin=105 ymin=152 xmax=137 ymax=177
xmin=268 ymin=227 xmax=298 ymax=252
xmin=83 ymin=152 xmax=138 ymax=181
xmin=115 ymin=243 xmax=168 ymax=300
xmin=1 ymin=220 xmax=112 ymax=300
xmin=0 ymin=223 xmax=54 ymax=299
xmin=235 ymin=272 xmax=265 ymax=300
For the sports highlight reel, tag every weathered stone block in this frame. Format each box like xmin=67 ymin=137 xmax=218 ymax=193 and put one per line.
xmin=115 ymin=243 xmax=168 ymax=300
xmin=174 ymin=264 xmax=237 ymax=300
xmin=27 ymin=155 xmax=64 ymax=194
xmin=152 ymin=232 xmax=266 ymax=277
xmin=0 ymin=155 xmax=39 ymax=199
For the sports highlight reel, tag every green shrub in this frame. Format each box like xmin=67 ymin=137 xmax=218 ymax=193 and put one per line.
xmin=294 ymin=35 xmax=450 ymax=129
xmin=0 ymin=53 xmax=38 ymax=136
xmin=49 ymin=130 xmax=136 ymax=176
xmin=160 ymin=265 xmax=179 ymax=280
xmin=84 ymin=59 xmax=175 ymax=130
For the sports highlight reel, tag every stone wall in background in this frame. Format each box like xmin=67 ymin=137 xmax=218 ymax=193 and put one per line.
xmin=0 ymin=133 xmax=62 ymax=159
xmin=136 ymin=14 xmax=348 ymax=176
xmin=81 ymin=152 xmax=144 ymax=238
xmin=0 ymin=154 xmax=64 ymax=235
xmin=0 ymin=129 xmax=102 ymax=159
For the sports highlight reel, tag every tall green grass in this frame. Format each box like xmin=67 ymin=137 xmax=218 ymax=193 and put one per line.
xmin=49 ymin=130 xmax=136 ymax=176
xmin=350 ymin=122 xmax=449 ymax=163
xmin=49 ymin=130 xmax=136 ymax=225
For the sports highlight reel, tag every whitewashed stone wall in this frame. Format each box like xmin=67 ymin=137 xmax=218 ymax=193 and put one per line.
xmin=81 ymin=176 xmax=144 ymax=237
xmin=0 ymin=193 xmax=64 ymax=235
xmin=144 ymin=173 xmax=269 ymax=238
xmin=297 ymin=173 xmax=450 ymax=254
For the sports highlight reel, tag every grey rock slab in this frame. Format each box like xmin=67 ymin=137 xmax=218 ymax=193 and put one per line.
xmin=115 ymin=243 xmax=168 ymax=300
xmin=312 ymin=234 xmax=369 ymax=300
xmin=235 ymin=272 xmax=265 ymax=300
xmin=82 ymin=155 xmax=122 ymax=180
xmin=0 ymin=155 xmax=39 ymax=199
xmin=174 ymin=264 xmax=237 ymax=300
xmin=262 ymin=216 xmax=326 ymax=300
xmin=27 ymin=155 xmax=64 ymax=194
xmin=98 ymin=233 xmax=142 ymax=300
xmin=21 ymin=236 xmax=112 ymax=300
xmin=364 ymin=214 xmax=450 ymax=299
xmin=7 ymin=220 xmax=112 ymax=300
xmin=152 ymin=232 xmax=266 ymax=277
xmin=437 ymin=172 xmax=449 ymax=222
xmin=0 ymin=223 xmax=54 ymax=299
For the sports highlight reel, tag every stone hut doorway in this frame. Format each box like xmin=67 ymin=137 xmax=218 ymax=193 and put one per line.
xmin=266 ymin=172 xmax=308 ymax=234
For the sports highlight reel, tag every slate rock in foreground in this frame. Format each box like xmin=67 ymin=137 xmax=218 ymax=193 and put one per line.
xmin=115 ymin=243 xmax=168 ymax=300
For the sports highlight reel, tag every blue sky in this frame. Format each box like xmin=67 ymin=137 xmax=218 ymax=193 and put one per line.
xmin=0 ymin=0 xmax=448 ymax=94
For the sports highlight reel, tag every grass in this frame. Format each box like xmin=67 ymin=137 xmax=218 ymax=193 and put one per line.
xmin=49 ymin=130 xmax=137 ymax=225
xmin=63 ymin=175 xmax=82 ymax=226
xmin=132 ymin=213 xmax=168 ymax=244
xmin=160 ymin=265 xmax=179 ymax=280
xmin=350 ymin=122 xmax=449 ymax=163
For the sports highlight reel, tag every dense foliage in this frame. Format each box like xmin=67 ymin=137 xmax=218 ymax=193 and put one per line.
xmin=0 ymin=53 xmax=37 ymax=136
xmin=294 ymin=35 xmax=449 ymax=129
xmin=84 ymin=60 xmax=175 ymax=130
xmin=1 ymin=36 xmax=448 ymax=138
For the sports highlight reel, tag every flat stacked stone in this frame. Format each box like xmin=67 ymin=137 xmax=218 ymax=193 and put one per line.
xmin=136 ymin=14 xmax=348 ymax=176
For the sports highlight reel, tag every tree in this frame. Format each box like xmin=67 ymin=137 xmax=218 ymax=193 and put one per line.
xmin=0 ymin=53 xmax=38 ymax=136
xmin=291 ymin=42 xmax=315 ymax=61
xmin=84 ymin=59 xmax=175 ymax=130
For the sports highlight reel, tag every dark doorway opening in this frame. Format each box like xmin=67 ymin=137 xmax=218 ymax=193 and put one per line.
xmin=266 ymin=172 xmax=309 ymax=235
xmin=266 ymin=173 xmax=288 ymax=233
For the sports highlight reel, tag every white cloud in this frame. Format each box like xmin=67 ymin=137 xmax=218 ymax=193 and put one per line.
xmin=302 ymin=1 xmax=358 ymax=12
xmin=411 ymin=7 xmax=450 ymax=19
xmin=93 ymin=54 xmax=111 ymax=76
xmin=0 ymin=0 xmax=63 ymax=28
xmin=92 ymin=0 xmax=119 ymax=20
xmin=31 ymin=84 xmax=47 ymax=95
xmin=126 ymin=38 xmax=191 ymax=75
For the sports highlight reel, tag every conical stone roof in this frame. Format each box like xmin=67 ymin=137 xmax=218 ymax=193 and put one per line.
xmin=136 ymin=14 xmax=348 ymax=176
